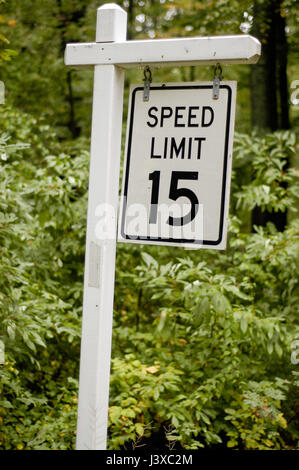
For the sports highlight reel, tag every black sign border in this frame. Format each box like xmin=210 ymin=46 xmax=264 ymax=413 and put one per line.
xmin=120 ymin=84 xmax=233 ymax=247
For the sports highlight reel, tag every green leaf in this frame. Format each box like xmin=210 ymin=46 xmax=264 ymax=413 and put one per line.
xmin=7 ymin=325 xmax=15 ymax=340
xmin=141 ymin=252 xmax=158 ymax=269
xmin=109 ymin=406 xmax=122 ymax=424
xmin=135 ymin=423 xmax=144 ymax=436
xmin=240 ymin=315 xmax=248 ymax=334
xmin=267 ymin=342 xmax=273 ymax=355
xmin=171 ymin=415 xmax=179 ymax=428
xmin=275 ymin=343 xmax=283 ymax=358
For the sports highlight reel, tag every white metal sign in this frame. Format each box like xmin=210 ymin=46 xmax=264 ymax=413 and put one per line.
xmin=118 ymin=82 xmax=237 ymax=249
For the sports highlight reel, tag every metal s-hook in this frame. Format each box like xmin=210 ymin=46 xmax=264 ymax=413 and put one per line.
xmin=143 ymin=66 xmax=152 ymax=102
xmin=212 ymin=63 xmax=223 ymax=100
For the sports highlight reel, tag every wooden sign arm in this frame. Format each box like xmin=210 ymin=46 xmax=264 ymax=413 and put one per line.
xmin=65 ymin=34 xmax=261 ymax=68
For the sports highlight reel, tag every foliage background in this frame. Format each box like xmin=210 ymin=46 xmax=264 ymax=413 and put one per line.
xmin=0 ymin=0 xmax=298 ymax=450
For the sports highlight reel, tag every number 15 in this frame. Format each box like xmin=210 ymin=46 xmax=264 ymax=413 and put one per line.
xmin=148 ymin=170 xmax=199 ymax=226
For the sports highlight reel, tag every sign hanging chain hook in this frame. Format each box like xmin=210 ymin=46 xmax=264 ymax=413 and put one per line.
xmin=212 ymin=63 xmax=223 ymax=100
xmin=143 ymin=65 xmax=152 ymax=102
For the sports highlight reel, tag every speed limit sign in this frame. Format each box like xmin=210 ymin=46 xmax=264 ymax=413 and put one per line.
xmin=118 ymin=82 xmax=236 ymax=249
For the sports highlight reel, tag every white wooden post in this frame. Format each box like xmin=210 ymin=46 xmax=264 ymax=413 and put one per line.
xmin=76 ymin=4 xmax=127 ymax=450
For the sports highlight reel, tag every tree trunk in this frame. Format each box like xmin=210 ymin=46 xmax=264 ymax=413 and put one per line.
xmin=250 ymin=0 xmax=290 ymax=231
xmin=56 ymin=0 xmax=88 ymax=138
xmin=276 ymin=6 xmax=290 ymax=129
xmin=251 ymin=1 xmax=278 ymax=132
xmin=127 ymin=0 xmax=134 ymax=40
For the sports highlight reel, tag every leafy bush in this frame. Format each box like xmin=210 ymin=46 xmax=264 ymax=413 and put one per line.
xmin=0 ymin=106 xmax=298 ymax=450
xmin=0 ymin=107 xmax=87 ymax=449
xmin=110 ymin=130 xmax=299 ymax=450
xmin=111 ymin=218 xmax=299 ymax=449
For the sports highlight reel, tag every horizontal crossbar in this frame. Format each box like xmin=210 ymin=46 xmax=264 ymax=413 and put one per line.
xmin=65 ymin=34 xmax=261 ymax=68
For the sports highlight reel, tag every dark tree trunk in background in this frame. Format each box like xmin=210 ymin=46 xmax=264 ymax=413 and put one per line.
xmin=250 ymin=0 xmax=290 ymax=231
xmin=251 ymin=1 xmax=278 ymax=132
xmin=57 ymin=0 xmax=88 ymax=138
xmin=66 ymin=70 xmax=80 ymax=139
xmin=127 ymin=0 xmax=134 ymax=39
xmin=276 ymin=7 xmax=290 ymax=130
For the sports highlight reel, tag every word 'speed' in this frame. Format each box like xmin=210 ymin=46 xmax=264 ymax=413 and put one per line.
xmin=146 ymin=105 xmax=214 ymax=128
